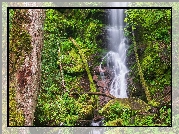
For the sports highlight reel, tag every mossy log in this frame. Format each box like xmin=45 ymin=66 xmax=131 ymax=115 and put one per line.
xmin=132 ymin=26 xmax=152 ymax=104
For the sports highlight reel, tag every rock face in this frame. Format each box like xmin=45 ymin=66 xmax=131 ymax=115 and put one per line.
xmin=97 ymin=80 xmax=108 ymax=88
xmin=93 ymin=75 xmax=98 ymax=82
xmin=93 ymin=66 xmax=113 ymax=107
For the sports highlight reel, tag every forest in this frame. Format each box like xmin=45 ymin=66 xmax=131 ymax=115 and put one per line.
xmin=9 ymin=7 xmax=171 ymax=127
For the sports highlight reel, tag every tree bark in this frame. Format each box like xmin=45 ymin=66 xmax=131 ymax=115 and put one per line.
xmin=15 ymin=4 xmax=45 ymax=126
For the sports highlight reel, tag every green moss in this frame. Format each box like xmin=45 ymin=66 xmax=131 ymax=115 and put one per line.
xmin=132 ymin=25 xmax=152 ymax=103
xmin=9 ymin=9 xmax=33 ymax=126
xmin=60 ymin=48 xmax=85 ymax=73
xmin=78 ymin=104 xmax=94 ymax=119
xmin=9 ymin=9 xmax=32 ymax=75
xmin=9 ymin=82 xmax=25 ymax=126
xmin=105 ymin=118 xmax=123 ymax=126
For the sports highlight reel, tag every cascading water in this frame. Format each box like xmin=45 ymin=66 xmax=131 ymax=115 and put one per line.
xmin=100 ymin=3 xmax=129 ymax=98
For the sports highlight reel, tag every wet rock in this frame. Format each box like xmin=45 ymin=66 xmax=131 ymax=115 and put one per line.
xmin=97 ymin=80 xmax=108 ymax=88
xmin=98 ymin=87 xmax=103 ymax=92
xmin=93 ymin=66 xmax=110 ymax=75
xmin=93 ymin=75 xmax=99 ymax=82
xmin=91 ymin=117 xmax=104 ymax=126
xmin=93 ymin=65 xmax=114 ymax=109
xmin=93 ymin=66 xmax=100 ymax=74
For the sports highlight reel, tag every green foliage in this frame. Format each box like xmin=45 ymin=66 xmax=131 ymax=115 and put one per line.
xmin=125 ymin=9 xmax=171 ymax=44
xmin=35 ymin=7 xmax=172 ymax=127
xmin=35 ymin=9 xmax=104 ymax=126
xmin=159 ymin=106 xmax=171 ymax=126
xmin=124 ymin=8 xmax=171 ymax=126
xmin=104 ymin=102 xmax=132 ymax=126
xmin=71 ymin=38 xmax=97 ymax=92
xmin=99 ymin=98 xmax=152 ymax=126
xmin=100 ymin=99 xmax=171 ymax=126
xmin=134 ymin=115 xmax=155 ymax=126
xmin=59 ymin=48 xmax=84 ymax=73
xmin=141 ymin=41 xmax=171 ymax=94
xmin=56 ymin=9 xmax=105 ymax=73
xmin=35 ymin=87 xmax=94 ymax=126
xmin=9 ymin=9 xmax=14 ymax=29
xmin=125 ymin=9 xmax=171 ymax=98
xmin=35 ymin=90 xmax=81 ymax=126
xmin=134 ymin=106 xmax=171 ymax=126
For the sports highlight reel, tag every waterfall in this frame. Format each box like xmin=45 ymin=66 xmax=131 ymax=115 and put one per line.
xmin=100 ymin=3 xmax=129 ymax=98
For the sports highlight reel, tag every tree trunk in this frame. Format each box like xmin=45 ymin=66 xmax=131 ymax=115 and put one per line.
xmin=15 ymin=4 xmax=45 ymax=126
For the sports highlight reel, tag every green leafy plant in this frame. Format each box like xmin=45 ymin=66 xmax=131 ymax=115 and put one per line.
xmin=124 ymin=8 xmax=171 ymax=126
xmin=34 ymin=9 xmax=105 ymax=126
xmin=99 ymin=101 xmax=134 ymax=126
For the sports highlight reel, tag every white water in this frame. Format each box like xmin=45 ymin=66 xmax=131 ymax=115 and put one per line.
xmin=100 ymin=3 xmax=129 ymax=98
